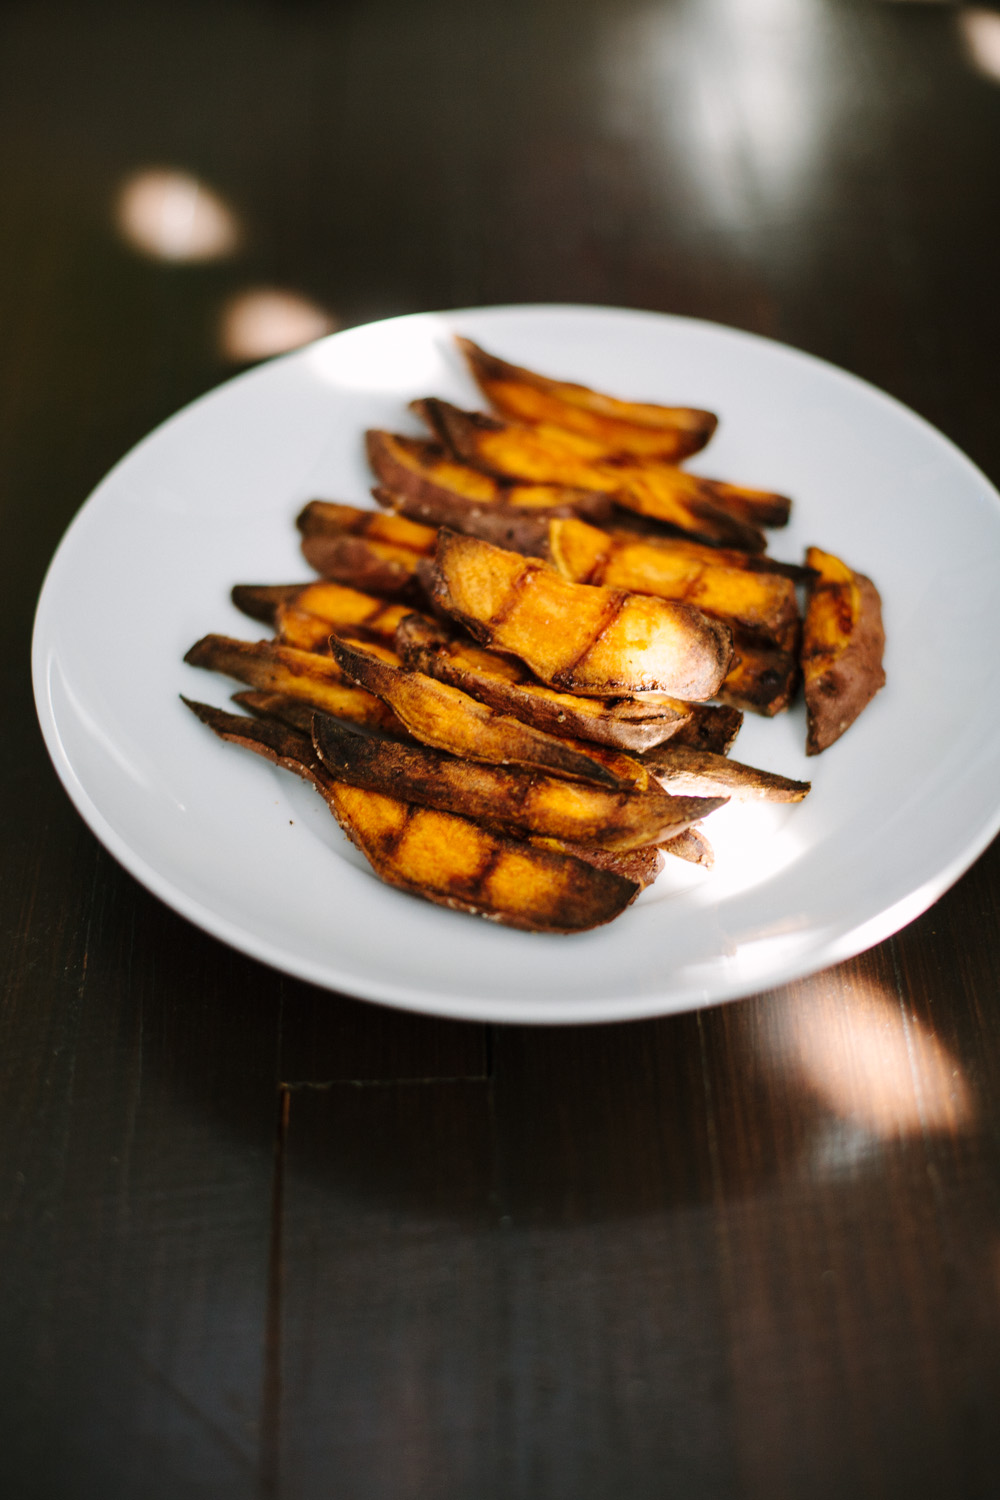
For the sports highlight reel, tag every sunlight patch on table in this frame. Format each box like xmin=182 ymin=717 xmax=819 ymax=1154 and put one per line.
xmin=219 ymin=288 xmax=338 ymax=362
xmin=116 ymin=168 xmax=240 ymax=262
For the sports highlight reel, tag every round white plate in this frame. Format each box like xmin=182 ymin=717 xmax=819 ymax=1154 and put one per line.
xmin=32 ymin=305 xmax=1000 ymax=1024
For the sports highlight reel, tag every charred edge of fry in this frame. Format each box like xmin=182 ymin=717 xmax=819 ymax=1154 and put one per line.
xmin=299 ymin=533 xmax=425 ymax=598
xmin=701 ymin=479 xmax=792 ymax=529
xmin=372 ymin=484 xmax=550 ymax=558
xmin=231 ymin=583 xmax=307 ymax=625
xmin=182 ymin=696 xmax=326 ymax=783
xmin=661 ymin=826 xmax=714 ymax=868
xmin=524 ymin=836 xmax=665 ymax=890
xmin=717 ymin=628 xmax=800 ymax=717
xmin=328 ymin=632 xmax=637 ymax=790
xmin=669 ymin=704 xmax=744 ymax=756
xmin=641 ymin=744 xmax=810 ymax=802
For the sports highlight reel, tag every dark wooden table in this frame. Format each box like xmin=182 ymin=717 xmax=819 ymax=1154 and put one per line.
xmin=5 ymin=2 xmax=1000 ymax=1495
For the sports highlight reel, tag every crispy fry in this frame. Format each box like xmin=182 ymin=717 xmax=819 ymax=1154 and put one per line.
xmin=312 ymin=714 xmax=724 ymax=852
xmin=546 ymin=517 xmax=799 ymax=640
xmin=183 ymin=634 xmax=406 ymax=734
xmin=457 ymin=337 xmax=717 ymax=460
xmin=641 ymin=744 xmax=810 ymax=802
xmin=414 ymin=398 xmax=767 ymax=552
xmin=296 ymin=500 xmax=435 ymax=594
xmin=802 ymin=546 xmax=886 ymax=754
xmin=430 ymin=529 xmax=734 ymax=701
xmin=366 ymin=429 xmax=614 ymax=524
xmin=183 ymin=698 xmax=639 ymax=932
xmin=234 ymin=579 xmax=415 ymax=642
xmin=670 ymin=704 xmax=744 ymax=755
xmin=328 ymin=633 xmax=642 ymax=789
xmin=395 ymin=613 xmax=695 ymax=752
xmin=661 ymin=826 xmax=715 ymax=868
xmin=718 ymin=629 xmax=800 ymax=717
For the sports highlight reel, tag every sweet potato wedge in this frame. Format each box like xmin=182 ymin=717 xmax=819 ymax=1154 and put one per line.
xmin=641 ymin=744 xmax=810 ymax=803
xmin=662 ymin=826 xmax=715 ymax=868
xmin=670 ymin=703 xmax=745 ymax=756
xmin=312 ymin=714 xmax=724 ymax=852
xmin=182 ymin=699 xmax=639 ymax=932
xmin=183 ymin=635 xmax=406 ymax=734
xmin=430 ymin=529 xmax=734 ymax=701
xmin=296 ymin=501 xmax=435 ymax=595
xmin=328 ymin=634 xmax=641 ymax=789
xmin=372 ymin=484 xmax=552 ymax=557
xmin=366 ymin=429 xmax=614 ymax=523
xmin=717 ymin=629 xmax=800 ymax=718
xmin=234 ymin=579 xmax=415 ymax=643
xmin=414 ymin=399 xmax=766 ymax=552
xmin=802 ymin=546 xmax=886 ymax=754
xmin=395 ymin=613 xmax=694 ymax=752
xmin=546 ymin=517 xmax=799 ymax=641
xmin=457 ymin=337 xmax=717 ymax=461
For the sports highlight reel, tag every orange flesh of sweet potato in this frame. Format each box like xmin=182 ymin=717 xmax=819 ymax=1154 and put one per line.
xmin=802 ymin=546 xmax=886 ymax=754
xmin=328 ymin=634 xmax=643 ymax=789
xmin=394 ymin=614 xmax=694 ymax=752
xmin=182 ymin=698 xmax=638 ymax=932
xmin=311 ymin=715 xmax=724 ymax=852
xmin=457 ymin=337 xmax=717 ymax=460
xmin=430 ymin=530 xmax=733 ymax=701
xmin=546 ymin=517 xmax=798 ymax=640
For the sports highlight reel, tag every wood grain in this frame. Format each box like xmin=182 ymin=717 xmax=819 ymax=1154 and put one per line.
xmin=2 ymin=0 xmax=1000 ymax=1495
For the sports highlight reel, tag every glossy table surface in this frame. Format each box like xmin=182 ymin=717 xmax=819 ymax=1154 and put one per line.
xmin=5 ymin=2 xmax=1000 ymax=1495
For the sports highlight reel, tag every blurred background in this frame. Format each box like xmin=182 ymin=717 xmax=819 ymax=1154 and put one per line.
xmin=5 ymin=2 xmax=1000 ymax=1497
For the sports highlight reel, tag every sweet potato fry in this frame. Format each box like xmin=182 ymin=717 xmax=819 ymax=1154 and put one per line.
xmin=372 ymin=484 xmax=551 ymax=557
xmin=641 ymin=744 xmax=810 ymax=802
xmin=395 ymin=613 xmax=694 ymax=752
xmin=312 ymin=714 xmax=724 ymax=852
xmin=234 ymin=579 xmax=415 ymax=643
xmin=430 ymin=529 xmax=734 ymax=701
xmin=296 ymin=500 xmax=435 ymax=594
xmin=182 ymin=698 xmax=639 ymax=932
xmin=802 ymin=546 xmax=886 ymax=754
xmin=661 ymin=826 xmax=715 ymax=868
xmin=718 ymin=629 xmax=799 ymax=717
xmin=413 ymin=399 xmax=767 ymax=552
xmin=183 ymin=635 xmax=405 ymax=734
xmin=457 ymin=337 xmax=717 ymax=461
xmin=546 ymin=517 xmax=799 ymax=640
xmin=328 ymin=634 xmax=642 ymax=789
xmin=366 ymin=429 xmax=614 ymax=523
xmin=670 ymin=703 xmax=745 ymax=755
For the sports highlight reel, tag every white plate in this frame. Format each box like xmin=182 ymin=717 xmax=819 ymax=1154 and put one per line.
xmin=32 ymin=305 xmax=1000 ymax=1025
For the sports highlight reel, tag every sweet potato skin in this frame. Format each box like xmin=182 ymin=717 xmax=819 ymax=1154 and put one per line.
xmin=641 ymin=744 xmax=810 ymax=803
xmin=802 ymin=548 xmax=886 ymax=754
xmin=430 ymin=530 xmax=734 ymax=701
xmin=182 ymin=698 xmax=639 ymax=932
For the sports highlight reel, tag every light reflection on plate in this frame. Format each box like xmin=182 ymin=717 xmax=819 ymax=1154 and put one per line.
xmin=31 ymin=306 xmax=1000 ymax=1024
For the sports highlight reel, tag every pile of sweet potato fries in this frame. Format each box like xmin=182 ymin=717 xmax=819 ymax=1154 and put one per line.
xmin=182 ymin=337 xmax=884 ymax=932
